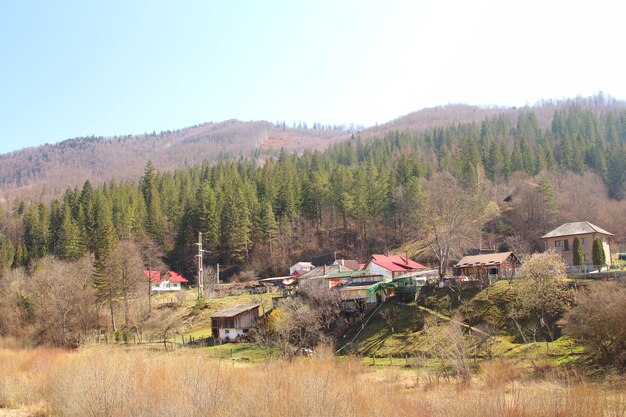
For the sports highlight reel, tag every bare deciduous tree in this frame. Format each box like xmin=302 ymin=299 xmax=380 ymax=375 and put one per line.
xmin=106 ymin=240 xmax=145 ymax=330
xmin=379 ymin=304 xmax=400 ymax=333
xmin=565 ymin=281 xmax=626 ymax=369
xmin=411 ymin=174 xmax=483 ymax=282
xmin=508 ymin=251 xmax=573 ymax=344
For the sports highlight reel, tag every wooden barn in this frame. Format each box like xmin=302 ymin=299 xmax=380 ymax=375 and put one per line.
xmin=454 ymin=252 xmax=521 ymax=283
xmin=211 ymin=304 xmax=260 ymax=342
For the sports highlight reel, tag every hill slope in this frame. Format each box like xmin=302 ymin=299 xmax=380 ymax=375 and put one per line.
xmin=0 ymin=103 xmax=548 ymax=202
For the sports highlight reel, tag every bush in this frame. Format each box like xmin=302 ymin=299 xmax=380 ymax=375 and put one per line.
xmin=565 ymin=281 xmax=626 ymax=369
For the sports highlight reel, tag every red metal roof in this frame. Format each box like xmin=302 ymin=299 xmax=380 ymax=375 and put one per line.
xmin=143 ymin=270 xmax=161 ymax=283
xmin=370 ymin=254 xmax=427 ymax=272
xmin=144 ymin=270 xmax=189 ymax=283
xmin=166 ymin=271 xmax=189 ymax=283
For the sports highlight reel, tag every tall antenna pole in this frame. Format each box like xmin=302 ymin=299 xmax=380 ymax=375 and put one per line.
xmin=196 ymin=232 xmax=204 ymax=297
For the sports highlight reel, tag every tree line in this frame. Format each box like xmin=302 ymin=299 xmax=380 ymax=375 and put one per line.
xmin=0 ymin=103 xmax=624 ymax=283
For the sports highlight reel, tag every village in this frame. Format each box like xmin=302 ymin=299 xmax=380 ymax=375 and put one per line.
xmin=142 ymin=220 xmax=620 ymax=350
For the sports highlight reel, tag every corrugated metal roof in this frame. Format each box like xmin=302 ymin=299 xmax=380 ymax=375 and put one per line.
xmin=370 ymin=254 xmax=427 ymax=272
xmin=332 ymin=259 xmax=362 ymax=270
xmin=299 ymin=264 xmax=350 ymax=279
xmin=542 ymin=221 xmax=614 ymax=239
xmin=211 ymin=304 xmax=260 ymax=318
xmin=324 ymin=270 xmax=371 ymax=279
xmin=455 ymin=252 xmax=518 ymax=268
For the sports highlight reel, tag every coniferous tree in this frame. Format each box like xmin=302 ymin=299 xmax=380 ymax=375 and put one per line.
xmin=592 ymin=238 xmax=606 ymax=267
xmin=0 ymin=236 xmax=15 ymax=275
xmin=221 ymin=187 xmax=251 ymax=264
xmin=92 ymin=195 xmax=117 ymax=281
xmin=92 ymin=195 xmax=119 ymax=330
xmin=257 ymin=198 xmax=278 ymax=255
xmin=572 ymin=237 xmax=584 ymax=266
xmin=141 ymin=161 xmax=165 ymax=243
xmin=57 ymin=205 xmax=86 ymax=261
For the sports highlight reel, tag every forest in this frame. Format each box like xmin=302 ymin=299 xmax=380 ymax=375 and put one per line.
xmin=0 ymin=100 xmax=624 ymax=286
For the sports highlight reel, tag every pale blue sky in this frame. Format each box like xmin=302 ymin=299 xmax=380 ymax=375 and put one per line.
xmin=1 ymin=0 xmax=624 ymax=154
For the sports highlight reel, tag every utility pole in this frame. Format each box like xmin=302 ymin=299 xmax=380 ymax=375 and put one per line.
xmin=216 ymin=263 xmax=220 ymax=285
xmin=196 ymin=232 xmax=204 ymax=298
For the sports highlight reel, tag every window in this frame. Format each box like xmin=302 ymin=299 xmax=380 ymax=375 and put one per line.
xmin=564 ymin=239 xmax=569 ymax=251
xmin=555 ymin=240 xmax=562 ymax=248
xmin=580 ymin=238 xmax=585 ymax=245
xmin=225 ymin=329 xmax=230 ymax=334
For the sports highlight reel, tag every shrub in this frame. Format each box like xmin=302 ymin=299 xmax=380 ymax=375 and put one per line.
xmin=565 ymin=281 xmax=626 ymax=369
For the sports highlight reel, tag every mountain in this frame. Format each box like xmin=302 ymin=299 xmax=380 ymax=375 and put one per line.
xmin=0 ymin=95 xmax=623 ymax=204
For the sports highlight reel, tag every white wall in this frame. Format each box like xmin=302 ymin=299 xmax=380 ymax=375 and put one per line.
xmin=365 ymin=262 xmax=392 ymax=281
xmin=289 ymin=263 xmax=313 ymax=275
xmin=218 ymin=328 xmax=247 ymax=340
xmin=150 ymin=280 xmax=182 ymax=292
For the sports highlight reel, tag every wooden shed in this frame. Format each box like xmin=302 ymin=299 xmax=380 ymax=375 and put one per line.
xmin=454 ymin=252 xmax=520 ymax=283
xmin=211 ymin=304 xmax=260 ymax=342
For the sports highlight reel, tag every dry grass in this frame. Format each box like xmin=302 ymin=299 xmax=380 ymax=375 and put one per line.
xmin=0 ymin=346 xmax=623 ymax=417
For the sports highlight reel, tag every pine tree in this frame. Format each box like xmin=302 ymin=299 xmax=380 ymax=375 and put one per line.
xmin=80 ymin=180 xmax=96 ymax=252
xmin=257 ymin=198 xmax=278 ymax=255
xmin=58 ymin=205 xmax=86 ymax=261
xmin=221 ymin=187 xmax=251 ymax=264
xmin=195 ymin=183 xmax=219 ymax=246
xmin=572 ymin=237 xmax=584 ymax=266
xmin=92 ymin=195 xmax=117 ymax=280
xmin=92 ymin=195 xmax=119 ymax=330
xmin=0 ymin=236 xmax=15 ymax=275
xmin=141 ymin=161 xmax=165 ymax=243
xmin=14 ymin=242 xmax=27 ymax=268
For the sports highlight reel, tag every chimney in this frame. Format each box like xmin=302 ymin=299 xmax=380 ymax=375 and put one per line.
xmin=323 ymin=264 xmax=326 ymax=274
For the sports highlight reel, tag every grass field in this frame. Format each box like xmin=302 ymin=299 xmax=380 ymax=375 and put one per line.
xmin=147 ymin=289 xmax=281 ymax=343
xmin=0 ymin=345 xmax=623 ymax=417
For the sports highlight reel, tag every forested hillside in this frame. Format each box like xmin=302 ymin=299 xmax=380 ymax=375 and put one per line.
xmin=5 ymin=97 xmax=621 ymax=204
xmin=0 ymin=96 xmax=624 ymax=283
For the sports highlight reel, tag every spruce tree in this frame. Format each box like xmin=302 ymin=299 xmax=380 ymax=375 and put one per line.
xmin=257 ymin=198 xmax=278 ymax=255
xmin=0 ymin=236 xmax=15 ymax=275
xmin=58 ymin=205 xmax=86 ymax=261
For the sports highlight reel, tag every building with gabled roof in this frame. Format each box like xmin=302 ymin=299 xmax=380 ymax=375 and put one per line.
xmin=144 ymin=270 xmax=189 ymax=292
xmin=364 ymin=254 xmax=427 ymax=281
xmin=454 ymin=252 xmax=520 ymax=283
xmin=289 ymin=262 xmax=314 ymax=275
xmin=211 ymin=304 xmax=260 ymax=342
xmin=332 ymin=259 xmax=362 ymax=270
xmin=541 ymin=221 xmax=613 ymax=267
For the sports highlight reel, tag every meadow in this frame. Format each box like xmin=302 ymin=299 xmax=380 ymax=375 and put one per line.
xmin=0 ymin=345 xmax=623 ymax=417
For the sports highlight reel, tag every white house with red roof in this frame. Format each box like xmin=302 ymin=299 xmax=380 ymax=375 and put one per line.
xmin=289 ymin=262 xmax=314 ymax=275
xmin=364 ymin=254 xmax=427 ymax=281
xmin=144 ymin=270 xmax=189 ymax=292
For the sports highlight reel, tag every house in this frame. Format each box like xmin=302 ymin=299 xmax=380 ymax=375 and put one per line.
xmin=211 ymin=304 xmax=260 ymax=342
xmin=338 ymin=281 xmax=387 ymax=312
xmin=332 ymin=259 xmax=362 ymax=270
xmin=364 ymin=254 xmax=427 ymax=281
xmin=297 ymin=264 xmax=353 ymax=281
xmin=454 ymin=252 xmax=521 ymax=283
xmin=322 ymin=269 xmax=384 ymax=288
xmin=541 ymin=221 xmax=613 ymax=267
xmin=289 ymin=262 xmax=314 ymax=275
xmin=144 ymin=270 xmax=189 ymax=292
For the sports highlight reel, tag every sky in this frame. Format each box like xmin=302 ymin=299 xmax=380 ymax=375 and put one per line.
xmin=1 ymin=0 xmax=625 ymax=154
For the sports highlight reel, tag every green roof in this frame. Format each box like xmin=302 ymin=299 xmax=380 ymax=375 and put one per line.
xmin=324 ymin=270 xmax=372 ymax=279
